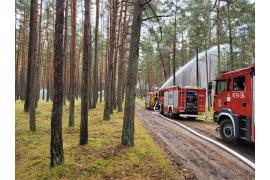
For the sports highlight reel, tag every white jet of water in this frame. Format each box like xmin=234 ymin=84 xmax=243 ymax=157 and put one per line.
xmin=160 ymin=44 xmax=230 ymax=90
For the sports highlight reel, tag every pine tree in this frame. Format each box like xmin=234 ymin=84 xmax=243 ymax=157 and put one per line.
xmin=69 ymin=0 xmax=76 ymax=127
xmin=80 ymin=0 xmax=91 ymax=145
xmin=50 ymin=0 xmax=65 ymax=167
xmin=121 ymin=0 xmax=144 ymax=146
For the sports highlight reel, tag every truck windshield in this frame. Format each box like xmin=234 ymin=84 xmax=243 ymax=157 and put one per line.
xmin=217 ymin=80 xmax=226 ymax=94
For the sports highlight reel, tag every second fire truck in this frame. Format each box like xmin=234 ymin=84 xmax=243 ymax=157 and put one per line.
xmin=158 ymin=86 xmax=206 ymax=118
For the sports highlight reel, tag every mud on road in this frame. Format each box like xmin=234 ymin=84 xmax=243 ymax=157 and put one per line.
xmin=135 ymin=104 xmax=255 ymax=180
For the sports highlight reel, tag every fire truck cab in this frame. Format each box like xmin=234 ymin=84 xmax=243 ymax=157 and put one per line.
xmin=145 ymin=92 xmax=158 ymax=110
xmin=213 ymin=66 xmax=255 ymax=143
xmin=159 ymin=86 xmax=206 ymax=118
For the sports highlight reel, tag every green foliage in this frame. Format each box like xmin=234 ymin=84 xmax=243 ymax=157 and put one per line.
xmin=139 ymin=0 xmax=255 ymax=89
xmin=16 ymin=101 xmax=178 ymax=179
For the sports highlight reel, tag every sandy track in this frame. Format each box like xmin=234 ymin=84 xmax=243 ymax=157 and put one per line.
xmin=135 ymin=104 xmax=255 ymax=180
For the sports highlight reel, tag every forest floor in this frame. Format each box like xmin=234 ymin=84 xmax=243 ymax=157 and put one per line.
xmin=15 ymin=101 xmax=181 ymax=179
xmin=136 ymin=98 xmax=255 ymax=162
xmin=135 ymin=100 xmax=255 ymax=179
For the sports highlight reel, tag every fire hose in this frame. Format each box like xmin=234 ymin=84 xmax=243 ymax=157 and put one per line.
xmin=151 ymin=111 xmax=255 ymax=170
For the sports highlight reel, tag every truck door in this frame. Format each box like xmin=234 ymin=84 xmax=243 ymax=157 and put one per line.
xmin=214 ymin=79 xmax=228 ymax=112
xmin=231 ymin=76 xmax=248 ymax=115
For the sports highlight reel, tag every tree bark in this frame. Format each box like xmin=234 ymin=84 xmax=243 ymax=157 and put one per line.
xmin=121 ymin=0 xmax=144 ymax=146
xmin=92 ymin=0 xmax=100 ymax=108
xmin=50 ymin=0 xmax=65 ymax=167
xmin=103 ymin=0 xmax=117 ymax=120
xmin=172 ymin=0 xmax=177 ymax=86
xmin=227 ymin=3 xmax=233 ymax=68
xmin=26 ymin=0 xmax=39 ymax=131
xmin=196 ymin=48 xmax=199 ymax=87
xmin=151 ymin=30 xmax=168 ymax=81
xmin=69 ymin=0 xmax=77 ymax=127
xmin=80 ymin=0 xmax=91 ymax=145
xmin=63 ymin=0 xmax=69 ymax=105
xmin=216 ymin=0 xmax=221 ymax=71
xmin=117 ymin=1 xmax=128 ymax=112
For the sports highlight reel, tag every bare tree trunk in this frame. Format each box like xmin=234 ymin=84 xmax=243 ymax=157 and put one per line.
xmin=196 ymin=48 xmax=199 ymax=87
xmin=20 ymin=11 xmax=28 ymax=101
xmin=172 ymin=0 xmax=177 ymax=86
xmin=117 ymin=1 xmax=128 ymax=112
xmin=80 ymin=0 xmax=91 ymax=145
xmin=92 ymin=0 xmax=100 ymax=108
xmin=216 ymin=0 xmax=221 ymax=71
xmin=27 ymin=0 xmax=39 ymax=131
xmin=99 ymin=6 xmax=104 ymax=103
xmin=16 ymin=20 xmax=22 ymax=101
xmin=88 ymin=13 xmax=93 ymax=109
xmin=121 ymin=0 xmax=144 ymax=146
xmin=69 ymin=0 xmax=76 ymax=127
xmin=63 ymin=0 xmax=69 ymax=105
xmin=227 ymin=3 xmax=233 ymax=68
xmin=151 ymin=29 xmax=168 ymax=81
xmin=103 ymin=0 xmax=116 ymax=120
xmin=45 ymin=2 xmax=50 ymax=101
xmin=50 ymin=0 xmax=65 ymax=167
xmin=36 ymin=0 xmax=43 ymax=106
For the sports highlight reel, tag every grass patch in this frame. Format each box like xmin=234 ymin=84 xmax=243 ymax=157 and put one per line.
xmin=16 ymin=100 xmax=178 ymax=179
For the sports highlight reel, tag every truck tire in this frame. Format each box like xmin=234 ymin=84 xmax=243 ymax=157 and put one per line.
xmin=159 ymin=105 xmax=164 ymax=115
xmin=220 ymin=119 xmax=237 ymax=144
xmin=169 ymin=108 xmax=174 ymax=118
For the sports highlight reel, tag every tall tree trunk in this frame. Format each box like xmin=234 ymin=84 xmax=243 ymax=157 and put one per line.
xmin=69 ymin=0 xmax=76 ymax=127
xmin=88 ymin=10 xmax=93 ymax=109
xmin=227 ymin=3 xmax=233 ymax=68
xmin=172 ymin=2 xmax=177 ymax=86
xmin=99 ymin=6 xmax=104 ymax=103
xmin=16 ymin=20 xmax=22 ymax=100
xmin=45 ymin=2 xmax=50 ymax=101
xmin=103 ymin=0 xmax=116 ymax=120
xmin=216 ymin=0 xmax=221 ymax=71
xmin=111 ymin=0 xmax=121 ymax=111
xmin=50 ymin=0 xmax=65 ymax=167
xmin=117 ymin=1 xmax=128 ymax=112
xmin=92 ymin=0 xmax=100 ymax=108
xmin=27 ymin=0 xmax=39 ymax=131
xmin=63 ymin=0 xmax=69 ymax=105
xmin=196 ymin=48 xmax=199 ymax=87
xmin=20 ymin=11 xmax=28 ymax=101
xmin=121 ymin=0 xmax=144 ymax=146
xmin=36 ymin=0 xmax=43 ymax=106
xmin=104 ymin=10 xmax=110 ymax=103
xmin=80 ymin=0 xmax=91 ymax=145
xmin=151 ymin=29 xmax=168 ymax=81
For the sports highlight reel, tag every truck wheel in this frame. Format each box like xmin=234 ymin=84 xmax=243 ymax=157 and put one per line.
xmin=220 ymin=119 xmax=237 ymax=143
xmin=169 ymin=108 xmax=174 ymax=118
xmin=159 ymin=105 xmax=164 ymax=115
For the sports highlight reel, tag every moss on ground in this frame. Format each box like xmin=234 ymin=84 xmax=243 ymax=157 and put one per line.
xmin=16 ymin=100 xmax=178 ymax=179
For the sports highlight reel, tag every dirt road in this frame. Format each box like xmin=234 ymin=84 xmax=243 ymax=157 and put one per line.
xmin=135 ymin=104 xmax=255 ymax=180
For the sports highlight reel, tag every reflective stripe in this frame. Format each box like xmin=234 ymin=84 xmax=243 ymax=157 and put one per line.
xmin=217 ymin=112 xmax=236 ymax=136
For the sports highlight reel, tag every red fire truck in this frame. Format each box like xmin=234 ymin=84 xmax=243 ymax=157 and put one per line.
xmin=158 ymin=86 xmax=206 ymax=118
xmin=213 ymin=66 xmax=255 ymax=143
xmin=145 ymin=92 xmax=158 ymax=109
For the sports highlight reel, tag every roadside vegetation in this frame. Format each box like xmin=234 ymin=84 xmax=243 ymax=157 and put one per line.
xmin=16 ymin=101 xmax=179 ymax=179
